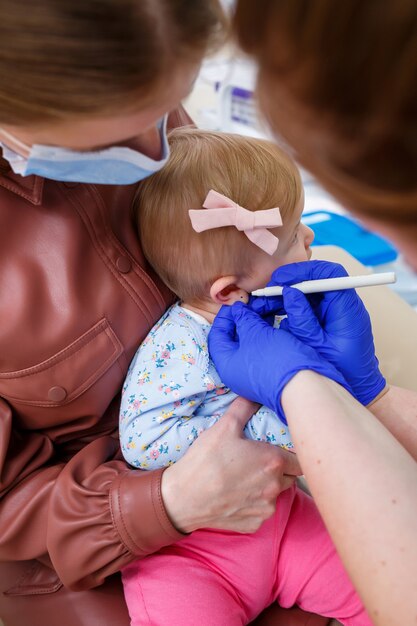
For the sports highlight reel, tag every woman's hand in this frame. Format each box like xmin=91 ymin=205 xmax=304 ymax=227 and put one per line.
xmin=208 ymin=302 xmax=350 ymax=422
xmin=161 ymin=397 xmax=301 ymax=534
xmin=252 ymin=261 xmax=387 ymax=406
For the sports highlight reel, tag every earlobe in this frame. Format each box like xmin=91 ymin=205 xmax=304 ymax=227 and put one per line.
xmin=210 ymin=276 xmax=249 ymax=305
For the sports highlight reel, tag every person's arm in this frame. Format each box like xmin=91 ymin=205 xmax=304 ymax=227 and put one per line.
xmin=369 ymin=385 xmax=417 ymax=459
xmin=208 ymin=262 xmax=417 ymax=626
xmin=0 ymin=396 xmax=184 ymax=590
xmin=282 ymin=371 xmax=417 ymax=626
xmin=0 ymin=393 xmax=301 ymax=590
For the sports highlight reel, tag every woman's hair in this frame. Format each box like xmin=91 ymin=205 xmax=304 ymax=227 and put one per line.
xmin=233 ymin=0 xmax=417 ymax=224
xmin=0 ymin=0 xmax=225 ymax=125
xmin=136 ymin=128 xmax=302 ymax=301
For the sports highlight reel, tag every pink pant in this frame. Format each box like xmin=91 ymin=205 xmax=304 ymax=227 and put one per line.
xmin=122 ymin=485 xmax=372 ymax=626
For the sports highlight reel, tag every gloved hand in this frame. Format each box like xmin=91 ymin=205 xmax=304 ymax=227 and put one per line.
xmin=208 ymin=302 xmax=351 ymax=424
xmin=251 ymin=260 xmax=387 ymax=406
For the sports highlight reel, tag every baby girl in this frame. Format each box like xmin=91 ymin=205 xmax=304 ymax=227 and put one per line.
xmin=119 ymin=129 xmax=371 ymax=626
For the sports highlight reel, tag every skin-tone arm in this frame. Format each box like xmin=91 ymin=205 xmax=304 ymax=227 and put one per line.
xmin=282 ymin=371 xmax=417 ymax=626
xmin=369 ymin=385 xmax=417 ymax=459
xmin=161 ymin=396 xmax=302 ymax=533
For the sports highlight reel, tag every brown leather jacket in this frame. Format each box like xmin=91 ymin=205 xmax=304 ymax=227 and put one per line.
xmin=0 ymin=109 xmax=192 ymax=594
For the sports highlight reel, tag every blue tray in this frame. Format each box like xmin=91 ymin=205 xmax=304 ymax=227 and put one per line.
xmin=303 ymin=211 xmax=398 ymax=266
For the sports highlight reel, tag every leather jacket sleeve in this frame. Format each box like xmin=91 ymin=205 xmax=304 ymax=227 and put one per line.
xmin=0 ymin=105 xmax=191 ymax=591
xmin=0 ymin=397 xmax=183 ymax=590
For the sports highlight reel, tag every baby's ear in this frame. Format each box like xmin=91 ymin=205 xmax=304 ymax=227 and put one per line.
xmin=210 ymin=276 xmax=249 ymax=305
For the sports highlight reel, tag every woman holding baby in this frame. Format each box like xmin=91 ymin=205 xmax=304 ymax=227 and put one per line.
xmin=0 ymin=1 xmax=415 ymax=625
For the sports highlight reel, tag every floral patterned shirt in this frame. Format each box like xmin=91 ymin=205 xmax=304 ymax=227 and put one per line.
xmin=119 ymin=303 xmax=294 ymax=469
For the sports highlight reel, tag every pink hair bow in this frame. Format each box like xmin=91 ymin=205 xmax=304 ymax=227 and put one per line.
xmin=188 ymin=189 xmax=282 ymax=255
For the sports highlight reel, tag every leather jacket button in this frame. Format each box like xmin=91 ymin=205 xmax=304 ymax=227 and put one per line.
xmin=116 ymin=256 xmax=132 ymax=273
xmin=48 ymin=386 xmax=67 ymax=402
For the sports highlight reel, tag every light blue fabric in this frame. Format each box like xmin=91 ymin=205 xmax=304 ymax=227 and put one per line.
xmin=119 ymin=303 xmax=294 ymax=470
xmin=0 ymin=116 xmax=169 ymax=185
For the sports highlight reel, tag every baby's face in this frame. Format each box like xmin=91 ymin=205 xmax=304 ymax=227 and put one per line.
xmin=242 ymin=189 xmax=315 ymax=294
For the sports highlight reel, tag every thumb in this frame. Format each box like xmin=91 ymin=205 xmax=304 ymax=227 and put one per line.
xmin=248 ymin=293 xmax=285 ymax=319
xmin=221 ymin=396 xmax=261 ymax=435
xmin=208 ymin=305 xmax=238 ymax=363
xmin=231 ymin=301 xmax=272 ymax=336
xmin=282 ymin=286 xmax=325 ymax=346
xmin=272 ymin=260 xmax=348 ymax=285
xmin=277 ymin=447 xmax=303 ymax=477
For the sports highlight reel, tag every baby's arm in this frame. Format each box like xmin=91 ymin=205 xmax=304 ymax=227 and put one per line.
xmin=120 ymin=356 xmax=220 ymax=469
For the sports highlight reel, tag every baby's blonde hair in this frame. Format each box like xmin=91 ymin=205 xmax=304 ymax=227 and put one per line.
xmin=135 ymin=128 xmax=302 ymax=301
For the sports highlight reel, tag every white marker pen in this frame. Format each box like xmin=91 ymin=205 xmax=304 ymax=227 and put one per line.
xmin=251 ymin=272 xmax=396 ymax=297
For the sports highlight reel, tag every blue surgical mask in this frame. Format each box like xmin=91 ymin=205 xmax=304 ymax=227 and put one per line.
xmin=0 ymin=115 xmax=170 ymax=185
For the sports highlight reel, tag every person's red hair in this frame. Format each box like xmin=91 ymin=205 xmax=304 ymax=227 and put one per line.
xmin=234 ymin=0 xmax=417 ymax=224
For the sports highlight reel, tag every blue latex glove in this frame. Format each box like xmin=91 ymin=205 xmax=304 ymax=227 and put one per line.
xmin=208 ymin=302 xmax=351 ymax=424
xmin=250 ymin=260 xmax=386 ymax=406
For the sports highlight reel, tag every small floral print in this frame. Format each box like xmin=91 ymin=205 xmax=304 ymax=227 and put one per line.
xmin=192 ymin=336 xmax=207 ymax=354
xmin=265 ymin=432 xmax=277 ymax=444
xmin=120 ymin=302 xmax=294 ymax=473
xmin=160 ymin=409 xmax=174 ymax=421
xmin=186 ymin=426 xmax=201 ymax=443
xmin=181 ymin=353 xmax=195 ymax=365
xmin=158 ymin=381 xmax=183 ymax=396
xmin=137 ymin=369 xmax=151 ymax=385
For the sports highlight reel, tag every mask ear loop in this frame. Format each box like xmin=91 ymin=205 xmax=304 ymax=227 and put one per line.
xmin=0 ymin=128 xmax=31 ymax=158
xmin=158 ymin=114 xmax=170 ymax=160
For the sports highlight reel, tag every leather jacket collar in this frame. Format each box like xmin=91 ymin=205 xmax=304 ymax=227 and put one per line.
xmin=0 ymin=153 xmax=44 ymax=205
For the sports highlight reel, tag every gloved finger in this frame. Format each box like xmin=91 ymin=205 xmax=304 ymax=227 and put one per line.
xmin=270 ymin=261 xmax=362 ymax=328
xmin=212 ymin=304 xmax=239 ymax=335
xmin=248 ymin=293 xmax=285 ymax=320
xmin=246 ymin=261 xmax=345 ymax=318
xmin=231 ymin=301 xmax=274 ymax=337
xmin=208 ymin=305 xmax=239 ymax=359
xmin=278 ymin=316 xmax=290 ymax=331
xmin=281 ymin=286 xmax=326 ymax=347
xmin=283 ymin=284 xmax=371 ymax=361
xmin=270 ymin=260 xmax=349 ymax=287
xmin=314 ymin=282 xmax=363 ymax=326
